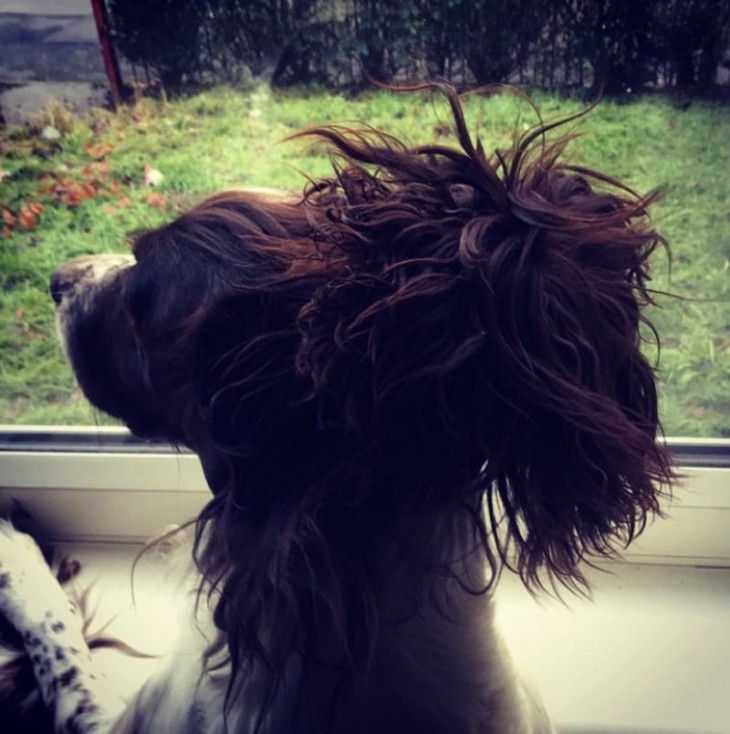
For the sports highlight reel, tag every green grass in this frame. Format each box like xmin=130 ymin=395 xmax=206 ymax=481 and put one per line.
xmin=1 ymin=87 xmax=728 ymax=436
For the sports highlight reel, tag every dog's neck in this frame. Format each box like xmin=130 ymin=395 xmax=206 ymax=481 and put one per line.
xmin=198 ymin=458 xmax=547 ymax=733
xmin=287 ymin=511 xmax=538 ymax=734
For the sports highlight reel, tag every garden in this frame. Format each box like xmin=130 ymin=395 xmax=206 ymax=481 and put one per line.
xmin=0 ymin=0 xmax=728 ymax=436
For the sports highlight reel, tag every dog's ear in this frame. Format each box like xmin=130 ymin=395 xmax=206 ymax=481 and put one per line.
xmin=122 ymin=193 xmax=309 ymax=446
xmin=126 ymin=191 xmax=298 ymax=351
xmin=294 ymin=88 xmax=674 ymax=588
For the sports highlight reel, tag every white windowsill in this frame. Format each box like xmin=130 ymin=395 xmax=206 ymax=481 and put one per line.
xmin=1 ymin=439 xmax=728 ymax=564
xmin=50 ymin=543 xmax=730 ymax=734
xmin=0 ymin=428 xmax=728 ymax=732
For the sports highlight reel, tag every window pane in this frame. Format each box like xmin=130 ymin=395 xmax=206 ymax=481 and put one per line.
xmin=1 ymin=6 xmax=727 ymax=438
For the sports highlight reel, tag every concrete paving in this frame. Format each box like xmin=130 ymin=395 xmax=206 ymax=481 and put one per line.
xmin=0 ymin=0 xmax=109 ymax=123
xmin=0 ymin=0 xmax=91 ymax=16
xmin=1 ymin=80 xmax=108 ymax=123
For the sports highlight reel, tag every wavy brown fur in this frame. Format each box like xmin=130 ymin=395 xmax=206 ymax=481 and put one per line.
xmin=160 ymin=86 xmax=672 ymax=723
xmin=54 ymin=84 xmax=673 ymax=729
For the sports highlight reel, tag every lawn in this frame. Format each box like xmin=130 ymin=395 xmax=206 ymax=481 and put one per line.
xmin=0 ymin=86 xmax=728 ymax=436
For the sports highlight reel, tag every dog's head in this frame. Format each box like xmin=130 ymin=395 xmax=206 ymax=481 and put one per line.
xmin=51 ymin=192 xmax=329 ymax=485
xmin=52 ymin=84 xmax=673 ymax=700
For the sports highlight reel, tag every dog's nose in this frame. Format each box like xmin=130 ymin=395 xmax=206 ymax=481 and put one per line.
xmin=50 ymin=255 xmax=135 ymax=305
xmin=50 ymin=268 xmax=74 ymax=305
xmin=50 ymin=257 xmax=95 ymax=305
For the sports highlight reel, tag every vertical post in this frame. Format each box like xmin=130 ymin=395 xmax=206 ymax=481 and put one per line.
xmin=89 ymin=0 xmax=123 ymax=110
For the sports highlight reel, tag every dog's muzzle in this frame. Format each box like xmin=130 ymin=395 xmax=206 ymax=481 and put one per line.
xmin=50 ymin=254 xmax=135 ymax=306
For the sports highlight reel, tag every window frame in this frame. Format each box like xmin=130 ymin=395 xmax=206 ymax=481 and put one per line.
xmin=1 ymin=426 xmax=728 ymax=565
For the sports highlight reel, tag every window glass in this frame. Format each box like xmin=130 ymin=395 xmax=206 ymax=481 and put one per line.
xmin=0 ymin=2 xmax=727 ymax=438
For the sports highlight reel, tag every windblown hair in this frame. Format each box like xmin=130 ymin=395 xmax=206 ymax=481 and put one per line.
xmin=53 ymin=84 xmax=674 ymax=728
xmin=137 ymin=84 xmax=671 ymax=720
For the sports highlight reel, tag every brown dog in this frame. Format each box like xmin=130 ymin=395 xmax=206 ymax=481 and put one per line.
xmin=1 ymin=84 xmax=672 ymax=734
